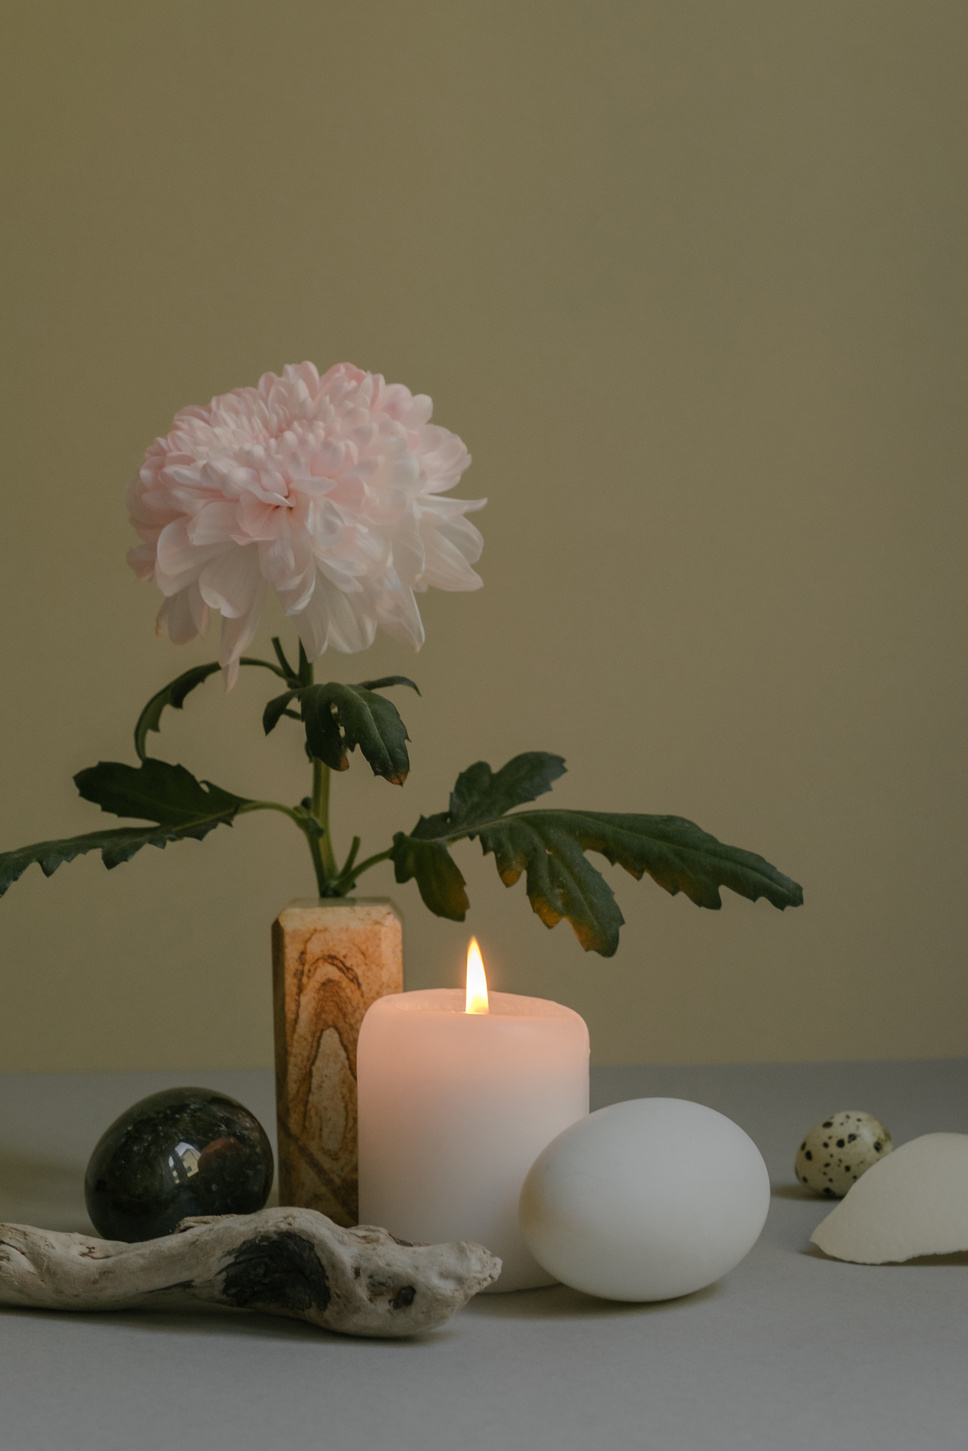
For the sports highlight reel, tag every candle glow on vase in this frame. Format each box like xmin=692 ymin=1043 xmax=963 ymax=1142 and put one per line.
xmin=358 ymin=940 xmax=590 ymax=1291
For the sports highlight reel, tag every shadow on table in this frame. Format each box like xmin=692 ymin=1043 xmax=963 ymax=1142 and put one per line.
xmin=0 ymin=1302 xmax=318 ymax=1340
xmin=772 ymin=1183 xmax=820 ymax=1201
xmin=463 ymin=1279 xmax=721 ymax=1321
xmin=0 ymin=1301 xmax=461 ymax=1347
xmin=802 ymin=1243 xmax=968 ymax=1268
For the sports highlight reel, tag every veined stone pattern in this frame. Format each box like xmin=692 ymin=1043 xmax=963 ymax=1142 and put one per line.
xmin=273 ymin=899 xmax=403 ymax=1226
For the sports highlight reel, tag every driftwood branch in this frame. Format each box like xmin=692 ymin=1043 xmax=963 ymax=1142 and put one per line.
xmin=0 ymin=1207 xmax=501 ymax=1338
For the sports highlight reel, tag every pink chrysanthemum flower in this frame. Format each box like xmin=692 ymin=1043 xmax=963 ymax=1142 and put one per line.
xmin=127 ymin=362 xmax=484 ymax=685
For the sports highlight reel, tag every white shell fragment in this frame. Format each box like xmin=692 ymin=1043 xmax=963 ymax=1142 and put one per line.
xmin=795 ymin=1110 xmax=892 ymax=1197
xmin=811 ymin=1133 xmax=968 ymax=1264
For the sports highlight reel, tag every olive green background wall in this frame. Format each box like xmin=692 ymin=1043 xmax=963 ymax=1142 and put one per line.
xmin=1 ymin=1 xmax=966 ymax=1071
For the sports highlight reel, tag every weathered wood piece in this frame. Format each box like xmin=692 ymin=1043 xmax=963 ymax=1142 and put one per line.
xmin=0 ymin=1208 xmax=500 ymax=1338
xmin=272 ymin=898 xmax=403 ymax=1226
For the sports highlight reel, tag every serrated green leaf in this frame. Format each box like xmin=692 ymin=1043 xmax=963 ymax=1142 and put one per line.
xmin=359 ymin=676 xmax=421 ymax=696
xmin=391 ymin=754 xmax=804 ymax=956
xmin=447 ymin=752 xmax=566 ymax=827
xmin=0 ymin=819 xmax=234 ymax=900
xmin=75 ymin=758 xmax=247 ymax=826
xmin=391 ymin=833 xmax=469 ymax=919
xmin=134 ymin=656 xmax=288 ymax=760
xmin=0 ymin=759 xmax=249 ymax=899
xmin=479 ymin=811 xmax=626 ymax=954
xmin=263 ymin=689 xmax=299 ymax=737
xmin=263 ymin=679 xmax=415 ymax=784
xmin=134 ymin=663 xmax=223 ymax=760
xmin=477 ymin=809 xmax=802 ymax=955
xmin=409 ymin=753 xmax=566 ymax=844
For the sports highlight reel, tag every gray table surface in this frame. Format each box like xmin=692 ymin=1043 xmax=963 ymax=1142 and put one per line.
xmin=1 ymin=1060 xmax=966 ymax=1451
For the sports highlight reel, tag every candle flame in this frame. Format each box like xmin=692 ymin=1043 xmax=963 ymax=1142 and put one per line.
xmin=465 ymin=937 xmax=489 ymax=1014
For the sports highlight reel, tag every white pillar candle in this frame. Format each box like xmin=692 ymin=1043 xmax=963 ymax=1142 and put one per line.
xmin=357 ymin=940 xmax=589 ymax=1292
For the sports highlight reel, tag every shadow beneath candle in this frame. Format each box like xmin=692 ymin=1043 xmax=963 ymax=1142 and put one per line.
xmin=464 ymin=1279 xmax=722 ymax=1321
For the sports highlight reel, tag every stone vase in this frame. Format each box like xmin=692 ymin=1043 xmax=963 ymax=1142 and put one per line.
xmin=271 ymin=898 xmax=403 ymax=1227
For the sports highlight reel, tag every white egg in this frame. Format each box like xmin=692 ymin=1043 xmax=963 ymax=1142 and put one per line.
xmin=519 ymin=1098 xmax=770 ymax=1301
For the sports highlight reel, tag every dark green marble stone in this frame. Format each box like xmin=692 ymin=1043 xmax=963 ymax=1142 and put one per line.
xmin=84 ymin=1087 xmax=274 ymax=1242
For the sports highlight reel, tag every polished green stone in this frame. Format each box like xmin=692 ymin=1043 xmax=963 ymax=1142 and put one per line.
xmin=84 ymin=1087 xmax=274 ymax=1242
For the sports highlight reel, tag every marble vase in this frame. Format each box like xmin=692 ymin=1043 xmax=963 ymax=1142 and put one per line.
xmin=272 ymin=898 xmax=403 ymax=1227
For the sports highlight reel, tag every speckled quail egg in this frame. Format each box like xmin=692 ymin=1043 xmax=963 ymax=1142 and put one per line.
xmin=795 ymin=1110 xmax=892 ymax=1197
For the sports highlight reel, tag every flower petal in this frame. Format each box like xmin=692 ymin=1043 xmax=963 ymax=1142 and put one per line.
xmin=219 ymin=577 xmax=268 ymax=686
xmin=155 ymin=590 xmax=200 ymax=645
xmin=127 ymin=361 xmax=482 ymax=677
xmin=199 ymin=544 xmax=263 ymax=618
xmin=155 ymin=520 xmax=226 ymax=595
xmin=188 ymin=501 xmax=239 ymax=547
xmin=316 ymin=574 xmax=378 ymax=653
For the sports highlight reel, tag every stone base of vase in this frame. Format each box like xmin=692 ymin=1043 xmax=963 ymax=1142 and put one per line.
xmin=272 ymin=898 xmax=403 ymax=1227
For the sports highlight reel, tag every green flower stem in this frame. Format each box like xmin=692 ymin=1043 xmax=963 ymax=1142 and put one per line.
xmin=330 ymin=847 xmax=393 ymax=896
xmin=238 ymin=795 xmax=406 ymax=900
xmin=236 ymin=800 xmax=304 ymax=826
xmin=241 ymin=645 xmax=381 ymax=899
xmin=238 ymin=797 xmax=331 ymax=897
xmin=312 ymin=757 xmax=339 ymax=884
xmin=306 ymin=830 xmax=330 ymax=898
xmin=239 ymin=656 xmax=289 ymax=682
xmin=270 ymin=637 xmax=298 ymax=681
xmin=340 ymin=836 xmax=362 ymax=880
